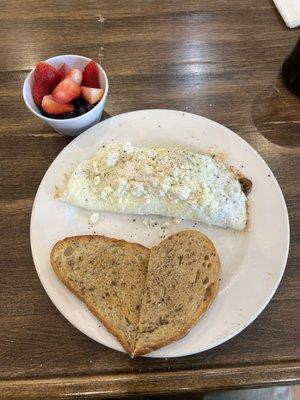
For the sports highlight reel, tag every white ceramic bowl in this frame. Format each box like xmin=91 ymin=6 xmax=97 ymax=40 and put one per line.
xmin=23 ymin=55 xmax=109 ymax=136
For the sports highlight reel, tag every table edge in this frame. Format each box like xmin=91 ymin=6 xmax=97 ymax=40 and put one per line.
xmin=1 ymin=361 xmax=299 ymax=399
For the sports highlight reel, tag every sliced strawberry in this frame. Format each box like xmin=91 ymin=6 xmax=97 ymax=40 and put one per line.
xmin=81 ymin=86 xmax=104 ymax=104
xmin=52 ymin=78 xmax=81 ymax=103
xmin=32 ymin=80 xmax=45 ymax=107
xmin=32 ymin=61 xmax=61 ymax=106
xmin=81 ymin=61 xmax=100 ymax=88
xmin=42 ymin=95 xmax=74 ymax=115
xmin=57 ymin=63 xmax=66 ymax=81
xmin=66 ymin=68 xmax=82 ymax=85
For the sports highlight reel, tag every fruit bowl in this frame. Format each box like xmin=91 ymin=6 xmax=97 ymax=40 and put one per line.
xmin=23 ymin=55 xmax=109 ymax=136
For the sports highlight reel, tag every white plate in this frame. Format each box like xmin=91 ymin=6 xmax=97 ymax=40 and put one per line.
xmin=30 ymin=109 xmax=289 ymax=358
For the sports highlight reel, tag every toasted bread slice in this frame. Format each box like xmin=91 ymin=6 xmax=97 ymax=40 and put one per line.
xmin=133 ymin=230 xmax=220 ymax=356
xmin=51 ymin=235 xmax=150 ymax=356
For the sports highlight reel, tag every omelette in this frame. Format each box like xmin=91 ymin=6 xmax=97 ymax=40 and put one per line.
xmin=60 ymin=143 xmax=249 ymax=230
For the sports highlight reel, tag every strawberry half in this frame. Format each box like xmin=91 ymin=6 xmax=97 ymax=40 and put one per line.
xmin=81 ymin=86 xmax=104 ymax=104
xmin=32 ymin=80 xmax=45 ymax=108
xmin=42 ymin=95 xmax=74 ymax=115
xmin=52 ymin=78 xmax=81 ymax=103
xmin=81 ymin=61 xmax=100 ymax=88
xmin=66 ymin=68 xmax=82 ymax=85
xmin=57 ymin=63 xmax=66 ymax=81
xmin=32 ymin=61 xmax=62 ymax=106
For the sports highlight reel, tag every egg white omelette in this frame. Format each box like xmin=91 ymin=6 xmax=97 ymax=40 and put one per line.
xmin=60 ymin=143 xmax=248 ymax=230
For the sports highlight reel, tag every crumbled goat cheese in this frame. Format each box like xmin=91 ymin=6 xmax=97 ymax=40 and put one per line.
xmin=89 ymin=212 xmax=100 ymax=225
xmin=106 ymin=152 xmax=119 ymax=167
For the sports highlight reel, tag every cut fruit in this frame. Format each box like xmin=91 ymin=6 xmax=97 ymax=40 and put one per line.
xmin=81 ymin=86 xmax=104 ymax=105
xmin=52 ymin=78 xmax=81 ymax=103
xmin=32 ymin=61 xmax=62 ymax=106
xmin=81 ymin=61 xmax=100 ymax=88
xmin=66 ymin=68 xmax=82 ymax=85
xmin=42 ymin=95 xmax=74 ymax=115
xmin=57 ymin=63 xmax=66 ymax=81
xmin=32 ymin=80 xmax=45 ymax=108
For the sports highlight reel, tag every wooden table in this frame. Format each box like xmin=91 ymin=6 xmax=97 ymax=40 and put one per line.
xmin=1 ymin=1 xmax=299 ymax=398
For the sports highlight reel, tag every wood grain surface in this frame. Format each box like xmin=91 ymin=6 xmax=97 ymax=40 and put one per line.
xmin=0 ymin=0 xmax=299 ymax=399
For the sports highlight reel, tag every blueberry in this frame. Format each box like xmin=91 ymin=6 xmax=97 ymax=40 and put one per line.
xmin=39 ymin=108 xmax=45 ymax=116
xmin=39 ymin=107 xmax=64 ymax=119
xmin=40 ymin=107 xmax=50 ymax=117
xmin=73 ymin=97 xmax=87 ymax=116
xmin=72 ymin=98 xmax=98 ymax=116
xmin=77 ymin=105 xmax=88 ymax=115
xmin=86 ymin=103 xmax=96 ymax=112
xmin=62 ymin=111 xmax=77 ymax=119
xmin=73 ymin=97 xmax=85 ymax=108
